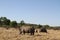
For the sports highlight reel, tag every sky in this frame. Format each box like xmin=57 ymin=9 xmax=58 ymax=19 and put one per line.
xmin=0 ymin=0 xmax=60 ymax=26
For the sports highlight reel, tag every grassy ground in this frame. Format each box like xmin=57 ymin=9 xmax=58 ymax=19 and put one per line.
xmin=0 ymin=27 xmax=60 ymax=40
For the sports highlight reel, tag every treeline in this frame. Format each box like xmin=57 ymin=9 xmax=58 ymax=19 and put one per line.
xmin=0 ymin=17 xmax=50 ymax=28
xmin=0 ymin=17 xmax=24 ymax=28
xmin=0 ymin=17 xmax=52 ymax=29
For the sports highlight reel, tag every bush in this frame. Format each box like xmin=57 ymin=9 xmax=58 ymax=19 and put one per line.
xmin=44 ymin=25 xmax=50 ymax=29
xmin=10 ymin=21 xmax=17 ymax=28
xmin=38 ymin=24 xmax=42 ymax=28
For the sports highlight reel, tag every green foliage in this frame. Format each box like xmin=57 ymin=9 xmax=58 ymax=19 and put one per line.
xmin=20 ymin=20 xmax=25 ymax=26
xmin=6 ymin=19 xmax=10 ymax=25
xmin=10 ymin=21 xmax=17 ymax=28
xmin=44 ymin=25 xmax=50 ymax=28
xmin=0 ymin=17 xmax=10 ymax=26
xmin=38 ymin=24 xmax=42 ymax=28
xmin=0 ymin=19 xmax=2 ymax=26
xmin=0 ymin=17 xmax=7 ymax=25
xmin=0 ymin=17 xmax=51 ymax=29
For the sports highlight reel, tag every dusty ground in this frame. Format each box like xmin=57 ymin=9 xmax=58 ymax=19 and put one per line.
xmin=0 ymin=27 xmax=60 ymax=40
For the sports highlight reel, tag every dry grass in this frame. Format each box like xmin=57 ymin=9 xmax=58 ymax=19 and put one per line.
xmin=0 ymin=27 xmax=60 ymax=40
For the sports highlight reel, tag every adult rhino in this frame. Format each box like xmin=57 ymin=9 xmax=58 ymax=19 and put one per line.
xmin=40 ymin=27 xmax=47 ymax=33
xmin=19 ymin=26 xmax=35 ymax=35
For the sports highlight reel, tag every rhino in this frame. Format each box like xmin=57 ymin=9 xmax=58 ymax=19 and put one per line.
xmin=19 ymin=26 xmax=35 ymax=35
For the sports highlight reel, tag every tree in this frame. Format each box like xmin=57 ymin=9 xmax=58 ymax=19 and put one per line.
xmin=0 ymin=17 xmax=11 ymax=26
xmin=0 ymin=17 xmax=7 ymax=25
xmin=44 ymin=25 xmax=50 ymax=28
xmin=5 ymin=19 xmax=10 ymax=25
xmin=0 ymin=20 xmax=1 ymax=24
xmin=10 ymin=21 xmax=17 ymax=28
xmin=38 ymin=24 xmax=42 ymax=28
xmin=20 ymin=20 xmax=25 ymax=26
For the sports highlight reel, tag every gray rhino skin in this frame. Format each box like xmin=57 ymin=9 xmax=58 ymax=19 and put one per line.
xmin=19 ymin=27 xmax=35 ymax=35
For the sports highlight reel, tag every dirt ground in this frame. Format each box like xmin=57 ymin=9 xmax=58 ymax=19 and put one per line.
xmin=0 ymin=27 xmax=60 ymax=40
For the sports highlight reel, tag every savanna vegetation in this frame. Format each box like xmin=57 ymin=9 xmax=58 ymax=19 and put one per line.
xmin=0 ymin=17 xmax=60 ymax=40
xmin=0 ymin=17 xmax=48 ymax=28
xmin=0 ymin=17 xmax=60 ymax=30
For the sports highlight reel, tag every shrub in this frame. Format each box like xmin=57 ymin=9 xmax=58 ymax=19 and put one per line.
xmin=10 ymin=21 xmax=17 ymax=28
